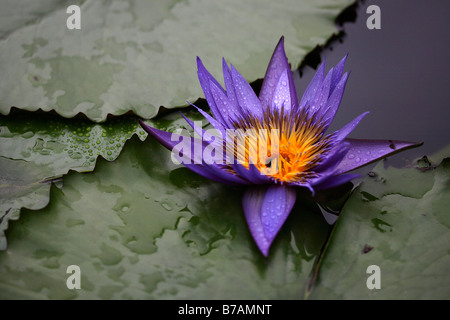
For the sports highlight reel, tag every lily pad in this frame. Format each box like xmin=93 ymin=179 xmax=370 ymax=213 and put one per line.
xmin=0 ymin=0 xmax=354 ymax=121
xmin=309 ymin=155 xmax=450 ymax=299
xmin=0 ymin=136 xmax=339 ymax=299
xmin=0 ymin=111 xmax=149 ymax=250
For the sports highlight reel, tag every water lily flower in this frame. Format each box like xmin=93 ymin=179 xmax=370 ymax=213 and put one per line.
xmin=140 ymin=37 xmax=421 ymax=256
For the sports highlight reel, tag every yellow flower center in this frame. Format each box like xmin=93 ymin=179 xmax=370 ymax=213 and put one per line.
xmin=227 ymin=108 xmax=331 ymax=183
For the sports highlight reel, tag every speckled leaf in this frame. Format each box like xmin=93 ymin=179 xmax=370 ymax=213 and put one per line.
xmin=0 ymin=0 xmax=353 ymax=121
xmin=309 ymin=155 xmax=450 ymax=299
xmin=0 ymin=135 xmax=352 ymax=299
xmin=0 ymin=111 xmax=149 ymax=250
xmin=0 ymin=0 xmax=79 ymax=40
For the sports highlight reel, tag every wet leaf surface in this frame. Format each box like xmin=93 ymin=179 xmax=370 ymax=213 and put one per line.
xmin=0 ymin=0 xmax=353 ymax=121
xmin=0 ymin=107 xmax=207 ymax=250
xmin=309 ymin=155 xmax=450 ymax=299
xmin=2 ymin=136 xmax=448 ymax=299
xmin=0 ymin=111 xmax=147 ymax=249
xmin=0 ymin=136 xmax=336 ymax=299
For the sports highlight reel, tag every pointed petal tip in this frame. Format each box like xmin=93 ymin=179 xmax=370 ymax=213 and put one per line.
xmin=138 ymin=119 xmax=152 ymax=132
xmin=277 ymin=35 xmax=285 ymax=48
xmin=319 ymin=56 xmax=327 ymax=69
xmin=261 ymin=247 xmax=270 ymax=257
xmin=260 ymin=35 xmax=299 ymax=109
xmin=336 ymin=138 xmax=424 ymax=174
xmin=253 ymin=237 xmax=271 ymax=257
xmin=222 ymin=57 xmax=228 ymax=68
xmin=196 ymin=56 xmax=207 ymax=72
xmin=185 ymin=100 xmax=196 ymax=108
xmin=243 ymin=185 xmax=296 ymax=258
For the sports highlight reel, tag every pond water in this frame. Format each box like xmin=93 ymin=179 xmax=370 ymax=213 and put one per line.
xmin=294 ymin=0 xmax=450 ymax=165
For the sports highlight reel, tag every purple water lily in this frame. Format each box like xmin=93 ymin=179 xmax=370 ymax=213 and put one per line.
xmin=140 ymin=37 xmax=420 ymax=256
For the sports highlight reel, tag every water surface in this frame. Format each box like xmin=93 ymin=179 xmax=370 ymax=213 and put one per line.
xmin=295 ymin=0 xmax=450 ymax=164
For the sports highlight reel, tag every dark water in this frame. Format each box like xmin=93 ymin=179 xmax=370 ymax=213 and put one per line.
xmin=295 ymin=0 xmax=450 ymax=165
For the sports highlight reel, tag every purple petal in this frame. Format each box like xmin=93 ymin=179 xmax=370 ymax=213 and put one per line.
xmin=230 ymin=64 xmax=264 ymax=119
xmin=222 ymin=58 xmax=239 ymax=110
xmin=299 ymin=59 xmax=325 ymax=111
xmin=260 ymin=185 xmax=297 ymax=244
xmin=271 ymin=69 xmax=292 ymax=112
xmin=312 ymin=68 xmax=333 ymax=117
xmin=181 ymin=113 xmax=225 ymax=156
xmin=231 ymin=163 xmax=272 ymax=184
xmin=330 ymin=54 xmax=348 ymax=94
xmin=332 ymin=111 xmax=370 ymax=143
xmin=181 ymin=113 xmax=212 ymax=141
xmin=209 ymin=80 xmax=240 ymax=127
xmin=243 ymin=185 xmax=297 ymax=256
xmin=314 ymin=142 xmax=350 ymax=173
xmin=139 ymin=120 xmax=182 ymax=151
xmin=197 ymin=57 xmax=227 ymax=125
xmin=321 ymin=72 xmax=349 ymax=129
xmin=190 ymin=104 xmax=227 ymax=136
xmin=140 ymin=120 xmax=248 ymax=185
xmin=259 ymin=36 xmax=298 ymax=109
xmin=242 ymin=187 xmax=271 ymax=255
xmin=141 ymin=124 xmax=207 ymax=165
xmin=184 ymin=163 xmax=249 ymax=185
xmin=335 ymin=138 xmax=423 ymax=174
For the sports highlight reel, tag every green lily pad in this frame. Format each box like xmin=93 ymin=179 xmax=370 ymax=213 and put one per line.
xmin=0 ymin=106 xmax=212 ymax=250
xmin=0 ymin=0 xmax=354 ymax=121
xmin=0 ymin=111 xmax=149 ymax=250
xmin=0 ymin=136 xmax=339 ymax=299
xmin=0 ymin=0 xmax=79 ymax=40
xmin=309 ymin=155 xmax=450 ymax=299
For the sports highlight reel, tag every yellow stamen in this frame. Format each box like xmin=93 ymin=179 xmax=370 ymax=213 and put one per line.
xmin=227 ymin=107 xmax=331 ymax=183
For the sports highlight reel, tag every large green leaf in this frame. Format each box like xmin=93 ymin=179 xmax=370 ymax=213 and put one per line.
xmin=0 ymin=136 xmax=342 ymax=299
xmin=0 ymin=0 xmax=78 ymax=40
xmin=0 ymin=0 xmax=353 ymax=121
xmin=0 ymin=112 xmax=147 ymax=250
xmin=309 ymin=155 xmax=450 ymax=299
xmin=2 ymin=135 xmax=448 ymax=299
xmin=0 ymin=108 xmax=209 ymax=250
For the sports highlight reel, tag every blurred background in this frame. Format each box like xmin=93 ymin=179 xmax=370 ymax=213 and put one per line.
xmin=295 ymin=0 xmax=450 ymax=165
